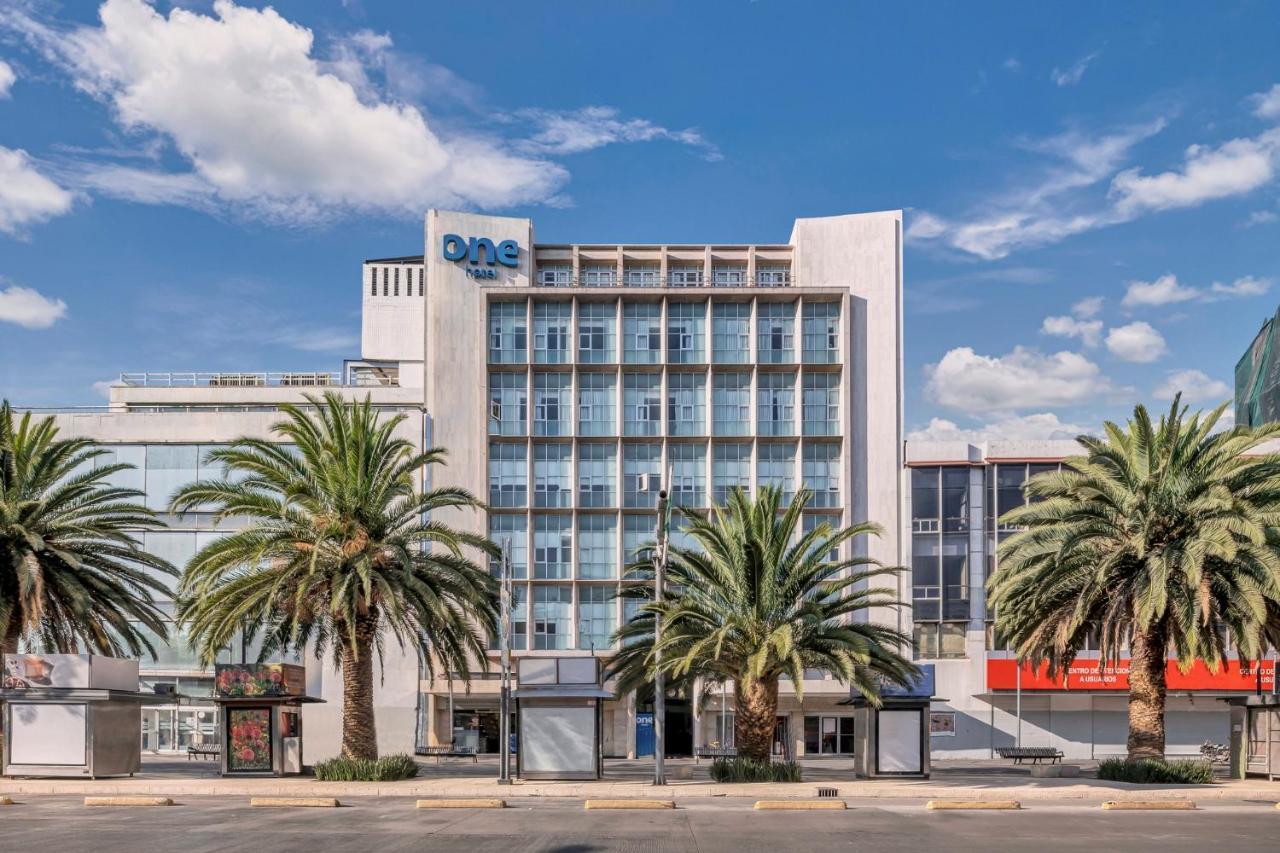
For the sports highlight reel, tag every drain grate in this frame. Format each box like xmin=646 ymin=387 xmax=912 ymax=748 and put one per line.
xmin=816 ymin=787 xmax=839 ymax=798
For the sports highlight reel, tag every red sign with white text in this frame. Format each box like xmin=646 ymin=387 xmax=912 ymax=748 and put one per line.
xmin=986 ymin=658 xmax=1276 ymax=692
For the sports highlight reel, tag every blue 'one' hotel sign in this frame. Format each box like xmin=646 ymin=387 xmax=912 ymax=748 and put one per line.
xmin=442 ymin=233 xmax=519 ymax=279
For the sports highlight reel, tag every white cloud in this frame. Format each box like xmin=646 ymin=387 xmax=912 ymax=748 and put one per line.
xmin=1210 ymin=275 xmax=1270 ymax=297
xmin=925 ymin=345 xmax=1117 ymax=414
xmin=1106 ymin=321 xmax=1167 ymax=363
xmin=517 ymin=106 xmax=721 ymax=160
xmin=1110 ymin=130 xmax=1280 ymax=216
xmin=1041 ymin=314 xmax=1103 ymax=348
xmin=1072 ymin=295 xmax=1105 ymax=318
xmin=1153 ymin=369 xmax=1230 ymax=403
xmin=0 ymin=60 xmax=14 ymax=97
xmin=1250 ymin=83 xmax=1280 ymax=121
xmin=91 ymin=379 xmax=114 ymax=398
xmin=0 ymin=283 xmax=67 ymax=328
xmin=908 ymin=411 xmax=1092 ymax=443
xmin=1121 ymin=273 xmax=1200 ymax=307
xmin=3 ymin=0 xmax=567 ymax=221
xmin=1244 ymin=209 xmax=1278 ymax=227
xmin=1051 ymin=52 xmax=1098 ymax=87
xmin=1002 ymin=57 xmax=1022 ymax=73
xmin=0 ymin=147 xmax=76 ymax=236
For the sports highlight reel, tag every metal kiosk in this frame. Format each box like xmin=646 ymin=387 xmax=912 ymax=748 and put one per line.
xmin=514 ymin=657 xmax=610 ymax=781
xmin=841 ymin=664 xmax=937 ymax=779
xmin=212 ymin=663 xmax=322 ymax=777
xmin=1224 ymin=695 xmax=1280 ymax=780
xmin=1 ymin=654 xmax=155 ymax=779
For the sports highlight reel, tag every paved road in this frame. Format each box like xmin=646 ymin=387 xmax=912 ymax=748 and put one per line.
xmin=2 ymin=796 xmax=1277 ymax=852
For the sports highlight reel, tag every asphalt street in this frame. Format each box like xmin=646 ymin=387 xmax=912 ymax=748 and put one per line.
xmin=1 ymin=797 xmax=1277 ymax=852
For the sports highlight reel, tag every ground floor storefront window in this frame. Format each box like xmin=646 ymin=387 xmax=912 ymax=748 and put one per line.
xmin=803 ymin=715 xmax=854 ymax=755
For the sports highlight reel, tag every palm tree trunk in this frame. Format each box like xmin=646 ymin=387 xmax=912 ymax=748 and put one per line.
xmin=734 ymin=676 xmax=780 ymax=761
xmin=340 ymin=614 xmax=379 ymax=761
xmin=1127 ymin=624 xmax=1168 ymax=760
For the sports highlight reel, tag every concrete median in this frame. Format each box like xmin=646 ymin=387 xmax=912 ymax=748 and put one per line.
xmin=584 ymin=799 xmax=676 ymax=810
xmin=927 ymin=800 xmax=1021 ymax=810
xmin=1101 ymin=801 xmax=1196 ymax=811
xmin=84 ymin=796 xmax=173 ymax=807
xmin=416 ymin=799 xmax=506 ymax=809
xmin=250 ymin=797 xmax=340 ymax=808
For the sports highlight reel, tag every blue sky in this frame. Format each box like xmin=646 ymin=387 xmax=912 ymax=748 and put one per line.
xmin=0 ymin=0 xmax=1278 ymax=441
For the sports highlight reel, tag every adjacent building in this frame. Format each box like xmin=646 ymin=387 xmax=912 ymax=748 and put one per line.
xmin=1236 ymin=305 xmax=1280 ymax=428
xmin=36 ymin=208 xmax=906 ymax=760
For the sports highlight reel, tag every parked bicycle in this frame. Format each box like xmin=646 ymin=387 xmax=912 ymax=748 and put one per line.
xmin=1200 ymin=740 xmax=1229 ymax=763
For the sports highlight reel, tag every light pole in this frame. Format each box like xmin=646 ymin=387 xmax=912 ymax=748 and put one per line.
xmin=652 ymin=484 xmax=669 ymax=786
xmin=498 ymin=537 xmax=513 ymax=785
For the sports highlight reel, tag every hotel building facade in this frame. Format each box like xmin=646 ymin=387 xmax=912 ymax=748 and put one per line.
xmin=38 ymin=208 xmax=906 ymax=761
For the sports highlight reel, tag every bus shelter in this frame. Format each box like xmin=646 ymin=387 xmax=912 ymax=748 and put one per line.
xmin=840 ymin=664 xmax=937 ymax=779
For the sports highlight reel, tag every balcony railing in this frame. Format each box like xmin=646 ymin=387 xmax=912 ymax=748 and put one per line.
xmin=532 ymin=274 xmax=793 ymax=289
xmin=118 ymin=372 xmax=345 ymax=388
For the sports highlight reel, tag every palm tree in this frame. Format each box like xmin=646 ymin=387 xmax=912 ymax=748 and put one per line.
xmin=607 ymin=486 xmax=917 ymax=761
xmin=0 ymin=401 xmax=173 ymax=657
xmin=170 ymin=393 xmax=497 ymax=760
xmin=990 ymin=397 xmax=1280 ymax=760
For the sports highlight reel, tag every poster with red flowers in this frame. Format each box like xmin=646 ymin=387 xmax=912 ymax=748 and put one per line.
xmin=214 ymin=663 xmax=304 ymax=697
xmin=227 ymin=708 xmax=272 ymax=772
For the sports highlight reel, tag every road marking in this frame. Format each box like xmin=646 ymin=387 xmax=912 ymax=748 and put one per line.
xmin=249 ymin=797 xmax=339 ymax=808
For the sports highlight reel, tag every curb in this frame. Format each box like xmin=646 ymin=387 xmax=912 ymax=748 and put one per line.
xmin=84 ymin=796 xmax=173 ymax=807
xmin=753 ymin=800 xmax=847 ymax=811
xmin=0 ymin=796 xmax=13 ymax=806
xmin=250 ymin=797 xmax=340 ymax=808
xmin=1101 ymin=801 xmax=1196 ymax=811
xmin=584 ymin=799 xmax=676 ymax=810
xmin=927 ymin=800 xmax=1021 ymax=810
xmin=416 ymin=798 xmax=506 ymax=809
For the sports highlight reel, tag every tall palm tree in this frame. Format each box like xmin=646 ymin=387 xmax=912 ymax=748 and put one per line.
xmin=607 ymin=486 xmax=917 ymax=761
xmin=0 ymin=401 xmax=173 ymax=657
xmin=171 ymin=393 xmax=497 ymax=760
xmin=990 ymin=397 xmax=1280 ymax=760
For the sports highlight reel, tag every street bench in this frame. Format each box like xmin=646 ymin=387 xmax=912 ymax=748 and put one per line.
xmin=694 ymin=747 xmax=738 ymax=764
xmin=417 ymin=745 xmax=479 ymax=764
xmin=995 ymin=746 xmax=1063 ymax=765
xmin=186 ymin=745 xmax=220 ymax=761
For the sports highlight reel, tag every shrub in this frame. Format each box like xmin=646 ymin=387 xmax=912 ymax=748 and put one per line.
xmin=1096 ymin=758 xmax=1214 ymax=785
xmin=312 ymin=753 xmax=420 ymax=782
xmin=709 ymin=757 xmax=803 ymax=783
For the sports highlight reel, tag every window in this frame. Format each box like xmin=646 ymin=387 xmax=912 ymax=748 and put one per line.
xmin=578 ymin=302 xmax=616 ymax=364
xmin=577 ymin=443 xmax=617 ymax=508
xmin=803 ymin=716 xmax=854 ymax=755
xmin=533 ymin=302 xmax=571 ymax=363
xmin=757 ymin=265 xmax=790 ymax=286
xmin=578 ymin=515 xmax=618 ymax=580
xmin=802 ymin=372 xmax=839 ymax=436
xmin=537 ymin=265 xmax=571 ymax=287
xmin=911 ymin=467 xmax=941 ymax=532
xmin=930 ymin=712 xmax=956 ymax=736
xmin=712 ymin=266 xmax=747 ymax=287
xmin=577 ymin=372 xmax=616 ymax=436
xmin=624 ymin=264 xmax=659 ymax=287
xmin=145 ymin=445 xmax=200 ymax=510
xmin=489 ymin=372 xmax=527 ymax=436
xmin=712 ymin=372 xmax=751 ymax=436
xmin=623 ymin=303 xmax=662 ymax=363
xmin=802 ymin=301 xmax=840 ymax=364
xmin=712 ymin=442 xmax=751 ymax=505
xmin=802 ymin=443 xmax=840 ymax=508
xmin=621 ymin=593 xmax=646 ymax=645
xmin=582 ymin=265 xmax=617 ymax=287
xmin=623 ymin=373 xmax=662 ymax=436
xmin=533 ymin=372 xmax=571 ymax=436
xmin=667 ymin=303 xmax=706 ymax=364
xmin=418 ymin=268 xmax=424 ymax=296
xmin=382 ymin=267 xmax=389 ymax=296
xmin=510 ymin=585 xmax=529 ymax=650
xmin=533 ymin=442 xmax=571 ymax=508
xmin=711 ymin=303 xmax=751 ymax=364
xmin=913 ymin=622 xmax=966 ymax=659
xmin=668 ymin=266 xmax=703 ymax=287
xmin=623 ymin=514 xmax=655 ymax=565
xmin=488 ymin=302 xmax=527 ymax=364
xmin=532 ymin=585 xmax=572 ymax=649
xmin=669 ymin=443 xmax=706 ymax=508
xmin=578 ymin=585 xmax=616 ymax=650
xmin=757 ymin=372 xmax=796 ymax=436
xmin=941 ymin=467 xmax=969 ymax=532
xmin=533 ymin=516 xmax=572 ymax=579
xmin=757 ymin=442 xmax=795 ymax=503
xmin=369 ymin=267 xmax=377 ymax=296
xmin=623 ymin=443 xmax=661 ymax=508
xmin=488 ymin=443 xmax=527 ymax=508
xmin=756 ymin=302 xmax=795 ymax=364
xmin=667 ymin=372 xmax=706 ymax=436
xmin=802 ymin=513 xmax=839 ymax=562
xmin=393 ymin=267 xmax=399 ymax=296
xmin=488 ymin=514 xmax=528 ymax=579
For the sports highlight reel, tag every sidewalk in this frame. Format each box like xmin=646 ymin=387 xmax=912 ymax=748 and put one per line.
xmin=4 ymin=757 xmax=1278 ymax=802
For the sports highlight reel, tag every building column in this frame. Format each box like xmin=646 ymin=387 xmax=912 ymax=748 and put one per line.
xmin=790 ymin=710 xmax=805 ymax=760
xmin=625 ymin=690 xmax=637 ymax=759
xmin=426 ymin=691 xmax=440 ymax=747
xmin=692 ymin=676 xmax=704 ymax=750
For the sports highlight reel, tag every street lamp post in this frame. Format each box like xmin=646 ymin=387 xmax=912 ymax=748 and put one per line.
xmin=652 ymin=485 xmax=669 ymax=786
xmin=498 ymin=537 xmax=513 ymax=785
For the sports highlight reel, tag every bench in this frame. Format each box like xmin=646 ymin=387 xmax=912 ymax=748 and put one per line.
xmin=417 ymin=745 xmax=479 ymax=764
xmin=187 ymin=745 xmax=220 ymax=761
xmin=995 ymin=746 xmax=1063 ymax=765
xmin=694 ymin=747 xmax=738 ymax=764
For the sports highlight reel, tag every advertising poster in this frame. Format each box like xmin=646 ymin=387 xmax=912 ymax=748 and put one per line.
xmin=227 ymin=708 xmax=272 ymax=772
